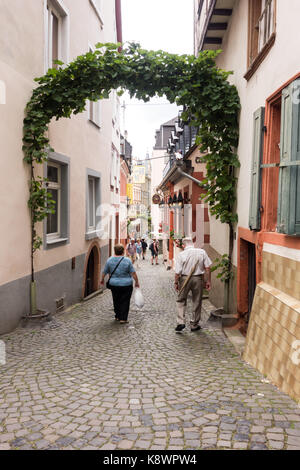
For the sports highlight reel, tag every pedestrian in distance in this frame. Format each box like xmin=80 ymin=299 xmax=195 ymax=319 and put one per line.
xmin=174 ymin=237 xmax=212 ymax=333
xmin=141 ymin=238 xmax=148 ymax=260
xmin=101 ymin=244 xmax=140 ymax=324
xmin=126 ymin=238 xmax=137 ymax=264
xmin=149 ymin=239 xmax=159 ymax=265
xmin=135 ymin=239 xmax=143 ymax=268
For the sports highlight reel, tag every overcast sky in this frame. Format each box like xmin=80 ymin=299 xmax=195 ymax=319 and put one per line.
xmin=121 ymin=0 xmax=194 ymax=161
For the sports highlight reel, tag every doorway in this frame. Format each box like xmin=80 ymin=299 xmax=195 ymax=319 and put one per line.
xmin=248 ymin=242 xmax=257 ymax=321
xmin=84 ymin=246 xmax=100 ymax=298
xmin=238 ymin=236 xmax=258 ymax=335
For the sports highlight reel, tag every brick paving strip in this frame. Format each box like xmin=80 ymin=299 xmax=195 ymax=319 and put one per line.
xmin=0 ymin=258 xmax=300 ymax=450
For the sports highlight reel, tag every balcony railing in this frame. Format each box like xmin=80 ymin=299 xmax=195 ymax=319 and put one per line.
xmin=163 ymin=156 xmax=176 ymax=179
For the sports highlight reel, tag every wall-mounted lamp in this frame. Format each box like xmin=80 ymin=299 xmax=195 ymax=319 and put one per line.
xmin=159 ymin=199 xmax=165 ymax=210
xmin=177 ymin=192 xmax=184 ymax=209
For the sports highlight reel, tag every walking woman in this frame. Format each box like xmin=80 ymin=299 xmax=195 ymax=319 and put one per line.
xmin=101 ymin=244 xmax=140 ymax=324
xmin=149 ymin=239 xmax=159 ymax=265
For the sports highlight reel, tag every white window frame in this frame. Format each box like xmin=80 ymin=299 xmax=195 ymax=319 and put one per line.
xmin=86 ymin=169 xmax=101 ymax=240
xmin=47 ymin=162 xmax=61 ymax=240
xmin=47 ymin=6 xmax=61 ymax=69
xmin=45 ymin=0 xmax=69 ymax=72
xmin=88 ymin=97 xmax=101 ymax=128
xmin=258 ymin=0 xmax=275 ymax=54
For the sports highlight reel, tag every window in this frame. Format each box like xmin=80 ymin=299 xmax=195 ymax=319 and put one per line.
xmin=277 ymin=79 xmax=300 ymax=235
xmin=88 ymin=177 xmax=96 ymax=230
xmin=89 ymin=97 xmax=101 ymax=128
xmin=249 ymin=78 xmax=300 ymax=236
xmin=110 ymin=148 xmax=120 ymax=189
xmin=258 ymin=0 xmax=275 ymax=53
xmin=45 ymin=0 xmax=69 ymax=71
xmin=246 ymin=0 xmax=276 ymax=79
xmin=86 ymin=169 xmax=101 ymax=240
xmin=47 ymin=163 xmax=61 ymax=238
xmin=45 ymin=153 xmax=70 ymax=247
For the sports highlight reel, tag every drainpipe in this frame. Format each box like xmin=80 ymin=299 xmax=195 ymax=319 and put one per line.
xmin=177 ymin=167 xmax=203 ymax=185
xmin=115 ymin=0 xmax=122 ymax=46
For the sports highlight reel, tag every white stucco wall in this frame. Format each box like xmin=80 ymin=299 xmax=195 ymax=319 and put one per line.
xmin=0 ymin=0 xmax=119 ymax=285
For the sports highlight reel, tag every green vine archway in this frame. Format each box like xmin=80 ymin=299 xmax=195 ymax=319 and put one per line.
xmin=23 ymin=42 xmax=240 ymax=286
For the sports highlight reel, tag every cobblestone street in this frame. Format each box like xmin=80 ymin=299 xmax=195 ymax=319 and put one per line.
xmin=0 ymin=259 xmax=300 ymax=451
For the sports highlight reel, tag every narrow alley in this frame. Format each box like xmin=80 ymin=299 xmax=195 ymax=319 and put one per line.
xmin=0 ymin=259 xmax=299 ymax=451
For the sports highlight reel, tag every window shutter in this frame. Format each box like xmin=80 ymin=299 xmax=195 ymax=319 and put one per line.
xmin=249 ymin=107 xmax=265 ymax=231
xmin=277 ymin=79 xmax=300 ymax=235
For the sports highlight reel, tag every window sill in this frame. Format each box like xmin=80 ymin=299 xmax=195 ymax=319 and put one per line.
xmin=244 ymin=33 xmax=276 ymax=81
xmin=88 ymin=119 xmax=101 ymax=130
xmin=47 ymin=237 xmax=68 ymax=246
xmin=86 ymin=230 xmax=102 ymax=241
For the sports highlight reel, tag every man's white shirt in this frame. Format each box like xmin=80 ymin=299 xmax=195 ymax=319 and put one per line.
xmin=175 ymin=246 xmax=212 ymax=276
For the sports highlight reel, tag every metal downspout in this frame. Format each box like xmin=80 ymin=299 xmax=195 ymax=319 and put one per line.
xmin=177 ymin=167 xmax=203 ymax=185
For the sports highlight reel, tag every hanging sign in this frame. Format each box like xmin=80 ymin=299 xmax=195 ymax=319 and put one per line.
xmin=126 ymin=183 xmax=133 ymax=204
xmin=152 ymin=194 xmax=161 ymax=205
xmin=132 ymin=165 xmax=145 ymax=184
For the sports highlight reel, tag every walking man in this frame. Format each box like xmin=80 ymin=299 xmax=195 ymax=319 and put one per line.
xmin=141 ymin=239 xmax=148 ymax=260
xmin=135 ymin=239 xmax=143 ymax=268
xmin=174 ymin=238 xmax=212 ymax=332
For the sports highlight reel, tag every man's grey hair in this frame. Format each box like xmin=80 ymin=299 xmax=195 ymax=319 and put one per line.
xmin=182 ymin=237 xmax=194 ymax=247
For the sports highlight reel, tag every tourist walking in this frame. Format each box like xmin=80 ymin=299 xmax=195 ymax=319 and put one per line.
xmin=149 ymin=239 xmax=159 ymax=265
xmin=141 ymin=239 xmax=148 ymax=260
xmin=174 ymin=238 xmax=212 ymax=332
xmin=101 ymin=244 xmax=140 ymax=324
xmin=126 ymin=238 xmax=137 ymax=264
xmin=135 ymin=239 xmax=143 ymax=267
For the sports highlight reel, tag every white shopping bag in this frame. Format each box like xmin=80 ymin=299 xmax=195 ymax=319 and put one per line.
xmin=134 ymin=288 xmax=145 ymax=309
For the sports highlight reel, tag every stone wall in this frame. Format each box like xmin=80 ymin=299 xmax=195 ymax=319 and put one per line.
xmin=0 ymin=243 xmax=110 ymax=335
xmin=244 ymin=248 xmax=300 ymax=402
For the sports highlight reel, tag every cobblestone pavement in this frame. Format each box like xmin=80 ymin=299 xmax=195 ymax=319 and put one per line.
xmin=1 ymin=258 xmax=300 ymax=451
